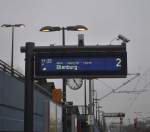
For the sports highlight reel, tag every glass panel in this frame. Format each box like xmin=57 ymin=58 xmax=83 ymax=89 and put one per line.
xmin=56 ymin=105 xmax=62 ymax=132
xmin=49 ymin=101 xmax=57 ymax=132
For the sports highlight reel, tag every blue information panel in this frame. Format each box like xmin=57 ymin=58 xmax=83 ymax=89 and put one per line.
xmin=35 ymin=51 xmax=127 ymax=78
xmin=41 ymin=58 xmax=118 ymax=71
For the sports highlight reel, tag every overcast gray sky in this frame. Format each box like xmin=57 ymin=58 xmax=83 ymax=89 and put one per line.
xmin=0 ymin=0 xmax=150 ymax=123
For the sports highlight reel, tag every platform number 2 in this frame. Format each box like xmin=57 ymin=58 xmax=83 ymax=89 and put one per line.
xmin=116 ymin=58 xmax=122 ymax=67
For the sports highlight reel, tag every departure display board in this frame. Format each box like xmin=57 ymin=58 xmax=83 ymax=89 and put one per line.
xmin=35 ymin=50 xmax=127 ymax=78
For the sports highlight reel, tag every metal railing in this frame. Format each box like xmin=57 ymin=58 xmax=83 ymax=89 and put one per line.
xmin=0 ymin=59 xmax=24 ymax=80
xmin=0 ymin=59 xmax=51 ymax=97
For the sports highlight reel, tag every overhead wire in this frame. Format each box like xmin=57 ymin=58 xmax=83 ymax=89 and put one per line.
xmin=128 ymin=75 xmax=141 ymax=102
xmin=96 ymin=73 xmax=140 ymax=101
xmin=95 ymin=68 xmax=150 ymax=116
xmin=126 ymin=69 xmax=150 ymax=112
xmin=96 ymin=79 xmax=115 ymax=91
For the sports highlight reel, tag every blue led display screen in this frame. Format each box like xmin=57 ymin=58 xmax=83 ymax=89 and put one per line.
xmin=35 ymin=52 xmax=127 ymax=78
xmin=41 ymin=58 xmax=119 ymax=72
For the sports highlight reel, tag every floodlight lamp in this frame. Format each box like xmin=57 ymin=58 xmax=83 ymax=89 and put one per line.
xmin=14 ymin=24 xmax=25 ymax=28
xmin=78 ymin=29 xmax=86 ymax=31
xmin=67 ymin=25 xmax=88 ymax=31
xmin=41 ymin=29 xmax=50 ymax=32
xmin=1 ymin=24 xmax=12 ymax=27
xmin=40 ymin=26 xmax=61 ymax=32
xmin=1 ymin=24 xmax=25 ymax=28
